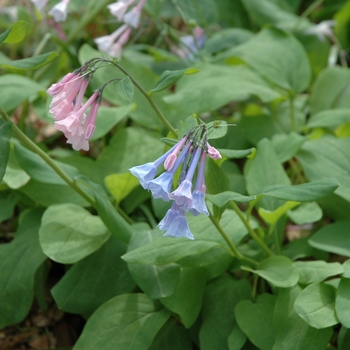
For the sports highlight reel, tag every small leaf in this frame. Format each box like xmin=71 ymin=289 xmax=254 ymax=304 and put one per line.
xmin=294 ymin=260 xmax=344 ymax=285
xmin=294 ymin=283 xmax=339 ymax=329
xmin=0 ymin=120 xmax=12 ymax=183
xmin=309 ymin=221 xmax=350 ymax=257
xmin=74 ymin=294 xmax=170 ymax=350
xmin=244 ymin=255 xmax=299 ymax=288
xmin=336 ymin=278 xmax=350 ymax=328
xmin=0 ymin=52 xmax=58 ymax=72
xmin=259 ymin=201 xmax=300 ymax=225
xmin=206 ymin=191 xmax=256 ymax=207
xmin=0 ymin=20 xmax=28 ymax=44
xmin=288 ymin=202 xmax=323 ymax=225
xmin=39 ymin=203 xmax=111 ymax=264
xmin=218 ymin=147 xmax=256 ymax=159
xmin=262 ymin=178 xmax=339 ymax=202
xmin=105 ymin=172 xmax=139 ymax=204
xmin=206 ymin=120 xmax=228 ymax=140
xmin=114 ymin=76 xmax=134 ymax=102
xmin=150 ymin=68 xmax=198 ymax=93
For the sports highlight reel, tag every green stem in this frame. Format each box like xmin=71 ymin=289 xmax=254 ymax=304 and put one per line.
xmin=288 ymin=158 xmax=304 ymax=184
xmin=111 ymin=62 xmax=178 ymax=138
xmin=1 ymin=109 xmax=95 ymax=205
xmin=229 ymin=201 xmax=274 ymax=257
xmin=208 ymin=212 xmax=258 ymax=266
xmin=139 ymin=204 xmax=157 ymax=228
xmin=289 ymin=93 xmax=296 ymax=132
xmin=252 ymin=274 xmax=259 ymax=301
xmin=271 ymin=224 xmax=282 ymax=255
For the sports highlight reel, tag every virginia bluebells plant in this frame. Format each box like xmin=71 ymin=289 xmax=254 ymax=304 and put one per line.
xmin=130 ymin=124 xmax=222 ymax=240
xmin=31 ymin=0 xmax=71 ymax=22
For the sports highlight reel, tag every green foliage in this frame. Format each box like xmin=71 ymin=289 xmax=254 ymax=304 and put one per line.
xmin=2 ymin=0 xmax=350 ymax=348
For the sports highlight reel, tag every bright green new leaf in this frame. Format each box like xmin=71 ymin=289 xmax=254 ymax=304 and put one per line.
xmin=51 ymin=236 xmax=135 ymax=318
xmin=0 ymin=209 xmax=46 ymax=329
xmin=149 ymin=68 xmax=198 ymax=93
xmin=294 ymin=283 xmax=339 ymax=329
xmin=273 ymin=285 xmax=333 ymax=350
xmin=206 ymin=191 xmax=256 ymax=207
xmin=0 ymin=20 xmax=28 ymax=44
xmin=218 ymin=147 xmax=256 ymax=159
xmin=114 ymin=76 xmax=134 ymax=103
xmin=161 ymin=267 xmax=207 ymax=328
xmin=74 ymin=294 xmax=170 ymax=350
xmin=294 ymin=261 xmax=344 ymax=285
xmin=235 ymin=294 xmax=277 ymax=350
xmin=244 ymin=255 xmax=299 ymax=288
xmin=336 ymin=278 xmax=350 ymax=328
xmin=259 ymin=201 xmax=300 ymax=225
xmin=39 ymin=203 xmax=110 ymax=264
xmin=0 ymin=52 xmax=58 ymax=72
xmin=0 ymin=120 xmax=12 ymax=183
xmin=105 ymin=172 xmax=139 ymax=204
xmin=199 ymin=276 xmax=251 ymax=350
xmin=297 ymin=136 xmax=350 ymax=203
xmin=309 ymin=221 xmax=350 ymax=257
xmin=288 ymin=202 xmax=323 ymax=225
xmin=262 ymin=178 xmax=339 ymax=202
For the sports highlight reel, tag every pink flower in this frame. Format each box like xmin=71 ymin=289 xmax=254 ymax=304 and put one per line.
xmin=48 ymin=0 xmax=70 ymax=22
xmin=207 ymin=143 xmax=222 ymax=159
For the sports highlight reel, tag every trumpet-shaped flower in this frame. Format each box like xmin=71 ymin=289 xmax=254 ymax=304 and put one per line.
xmin=108 ymin=0 xmax=135 ymax=21
xmin=304 ymin=20 xmax=336 ymax=42
xmin=31 ymin=0 xmax=49 ymax=11
xmin=162 ymin=208 xmax=194 ymax=240
xmin=123 ymin=0 xmax=147 ymax=28
xmin=48 ymin=0 xmax=70 ymax=22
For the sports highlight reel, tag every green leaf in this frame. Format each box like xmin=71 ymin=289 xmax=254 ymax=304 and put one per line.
xmin=338 ymin=326 xmax=350 ymax=350
xmin=51 ymin=236 xmax=135 ymax=318
xmin=262 ymin=178 xmax=339 ymax=202
xmin=0 ymin=20 xmax=28 ymax=44
xmin=271 ymin=132 xmax=305 ymax=163
xmin=245 ymin=138 xmax=291 ymax=210
xmin=294 ymin=261 xmax=344 ymax=285
xmin=218 ymin=147 xmax=256 ymax=159
xmin=74 ymin=294 xmax=170 ymax=350
xmin=273 ymin=285 xmax=333 ymax=350
xmin=0 ymin=74 xmax=44 ymax=112
xmin=114 ymin=76 xmax=134 ymax=103
xmin=122 ymin=237 xmax=221 ymax=266
xmin=343 ymin=259 xmax=350 ymax=278
xmin=206 ymin=120 xmax=228 ymax=140
xmin=148 ymin=319 xmax=192 ymax=350
xmin=0 ymin=191 xmax=19 ymax=223
xmin=13 ymin=140 xmax=80 ymax=185
xmin=199 ymin=276 xmax=251 ymax=350
xmin=244 ymin=255 xmax=299 ymax=288
xmin=206 ymin=191 xmax=256 ymax=207
xmin=175 ymin=0 xmax=218 ymax=26
xmin=310 ymin=67 xmax=350 ymax=114
xmin=297 ymin=136 xmax=350 ymax=202
xmin=76 ymin=176 xmax=133 ymax=243
xmin=309 ymin=221 xmax=350 ymax=257
xmin=164 ymin=63 xmax=280 ymax=115
xmin=39 ymin=203 xmax=111 ymax=264
xmin=240 ymin=0 xmax=309 ymax=31
xmin=235 ymin=294 xmax=277 ymax=350
xmin=161 ymin=267 xmax=207 ymax=328
xmin=336 ymin=278 xmax=350 ymax=328
xmin=105 ymin=172 xmax=139 ymax=204
xmin=149 ymin=68 xmax=198 ymax=93
xmin=0 ymin=120 xmax=12 ymax=183
xmin=294 ymin=283 xmax=339 ymax=329
xmin=224 ymin=27 xmax=311 ymax=93
xmin=127 ymin=228 xmax=181 ymax=299
xmin=227 ymin=323 xmax=247 ymax=350
xmin=288 ymin=202 xmax=323 ymax=225
xmin=307 ymin=109 xmax=350 ymax=129
xmin=0 ymin=52 xmax=58 ymax=72
xmin=90 ymin=104 xmax=133 ymax=141
xmin=0 ymin=209 xmax=46 ymax=329
xmin=259 ymin=201 xmax=300 ymax=225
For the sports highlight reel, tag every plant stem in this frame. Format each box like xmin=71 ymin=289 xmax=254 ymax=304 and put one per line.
xmin=1 ymin=109 xmax=95 ymax=205
xmin=271 ymin=224 xmax=282 ymax=255
xmin=208 ymin=212 xmax=258 ymax=266
xmin=111 ymin=62 xmax=179 ymax=138
xmin=289 ymin=93 xmax=296 ymax=132
xmin=229 ymin=201 xmax=274 ymax=257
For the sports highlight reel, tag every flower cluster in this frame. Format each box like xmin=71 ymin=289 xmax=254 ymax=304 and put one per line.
xmin=94 ymin=0 xmax=147 ymax=59
xmin=47 ymin=66 xmax=102 ymax=151
xmin=129 ymin=125 xmax=221 ymax=240
xmin=31 ymin=0 xmax=71 ymax=22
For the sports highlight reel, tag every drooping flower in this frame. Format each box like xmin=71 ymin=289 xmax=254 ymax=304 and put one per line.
xmin=304 ymin=20 xmax=336 ymax=42
xmin=130 ymin=124 xmax=222 ymax=239
xmin=48 ymin=0 xmax=70 ymax=22
xmin=31 ymin=0 xmax=49 ymax=11
xmin=123 ymin=0 xmax=147 ymax=28
xmin=108 ymin=0 xmax=136 ymax=21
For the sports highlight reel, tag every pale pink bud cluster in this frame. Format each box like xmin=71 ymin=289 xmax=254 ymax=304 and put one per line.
xmin=47 ymin=69 xmax=101 ymax=151
xmin=94 ymin=0 xmax=147 ymax=58
xmin=31 ymin=0 xmax=71 ymax=22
